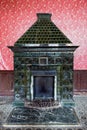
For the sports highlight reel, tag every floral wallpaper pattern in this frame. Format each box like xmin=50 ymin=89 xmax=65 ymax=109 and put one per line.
xmin=0 ymin=0 xmax=87 ymax=70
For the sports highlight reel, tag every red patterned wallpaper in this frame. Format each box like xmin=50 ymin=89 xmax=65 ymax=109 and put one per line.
xmin=0 ymin=0 xmax=87 ymax=70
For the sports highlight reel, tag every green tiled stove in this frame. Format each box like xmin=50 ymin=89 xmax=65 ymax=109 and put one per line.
xmin=7 ymin=13 xmax=82 ymax=130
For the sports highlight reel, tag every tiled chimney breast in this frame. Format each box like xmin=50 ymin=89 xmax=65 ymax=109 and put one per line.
xmin=15 ymin=13 xmax=71 ymax=45
xmin=8 ymin=13 xmax=78 ymax=108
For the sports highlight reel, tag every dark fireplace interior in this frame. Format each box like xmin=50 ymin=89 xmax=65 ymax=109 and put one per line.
xmin=33 ymin=76 xmax=54 ymax=100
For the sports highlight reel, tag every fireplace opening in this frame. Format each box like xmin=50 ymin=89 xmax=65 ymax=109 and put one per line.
xmin=33 ymin=76 xmax=54 ymax=100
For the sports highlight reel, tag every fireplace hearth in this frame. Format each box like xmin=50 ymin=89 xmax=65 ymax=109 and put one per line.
xmin=7 ymin=107 xmax=79 ymax=125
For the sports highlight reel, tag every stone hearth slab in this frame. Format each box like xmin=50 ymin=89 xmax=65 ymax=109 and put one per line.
xmin=6 ymin=107 xmax=79 ymax=125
